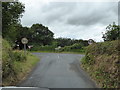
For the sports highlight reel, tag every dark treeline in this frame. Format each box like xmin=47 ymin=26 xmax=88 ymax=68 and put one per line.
xmin=54 ymin=38 xmax=88 ymax=47
xmin=13 ymin=24 xmax=54 ymax=49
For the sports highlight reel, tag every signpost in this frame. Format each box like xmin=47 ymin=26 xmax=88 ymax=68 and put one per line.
xmin=21 ymin=38 xmax=28 ymax=55
xmin=88 ymin=39 xmax=94 ymax=45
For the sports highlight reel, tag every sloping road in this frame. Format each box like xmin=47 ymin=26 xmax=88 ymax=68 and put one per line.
xmin=18 ymin=53 xmax=97 ymax=88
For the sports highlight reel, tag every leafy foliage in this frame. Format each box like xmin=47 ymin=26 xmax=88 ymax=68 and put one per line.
xmin=12 ymin=51 xmax=27 ymax=61
xmin=2 ymin=39 xmax=27 ymax=79
xmin=2 ymin=39 xmax=39 ymax=86
xmin=59 ymin=43 xmax=86 ymax=53
xmin=81 ymin=40 xmax=120 ymax=88
xmin=102 ymin=22 xmax=120 ymax=41
xmin=55 ymin=38 xmax=88 ymax=47
xmin=2 ymin=39 xmax=13 ymax=79
xmin=30 ymin=24 xmax=54 ymax=45
xmin=2 ymin=2 xmax=54 ymax=48
xmin=31 ymin=45 xmax=56 ymax=52
xmin=2 ymin=2 xmax=25 ymax=41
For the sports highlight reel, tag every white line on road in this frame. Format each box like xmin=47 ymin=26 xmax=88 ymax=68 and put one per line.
xmin=58 ymin=55 xmax=59 ymax=59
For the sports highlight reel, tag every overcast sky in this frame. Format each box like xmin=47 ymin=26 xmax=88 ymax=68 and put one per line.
xmin=19 ymin=0 xmax=118 ymax=42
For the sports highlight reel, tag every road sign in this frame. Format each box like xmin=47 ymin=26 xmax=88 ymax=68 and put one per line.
xmin=21 ymin=38 xmax=28 ymax=55
xmin=21 ymin=38 xmax=28 ymax=44
xmin=88 ymin=39 xmax=94 ymax=45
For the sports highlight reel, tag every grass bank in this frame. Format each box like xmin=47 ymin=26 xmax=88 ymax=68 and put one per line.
xmin=81 ymin=40 xmax=120 ymax=88
xmin=2 ymin=39 xmax=39 ymax=86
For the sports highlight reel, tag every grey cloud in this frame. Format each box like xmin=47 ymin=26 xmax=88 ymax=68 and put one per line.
xmin=66 ymin=13 xmax=107 ymax=26
xmin=42 ymin=2 xmax=77 ymax=12
xmin=39 ymin=2 xmax=118 ymax=26
xmin=66 ymin=2 xmax=118 ymax=26
xmin=41 ymin=2 xmax=77 ymax=24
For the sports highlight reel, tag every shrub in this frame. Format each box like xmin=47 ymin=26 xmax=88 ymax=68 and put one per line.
xmin=59 ymin=43 xmax=85 ymax=53
xmin=71 ymin=43 xmax=83 ymax=49
xmin=31 ymin=45 xmax=56 ymax=52
xmin=81 ymin=40 xmax=120 ymax=88
xmin=86 ymin=40 xmax=119 ymax=55
xmin=12 ymin=51 xmax=27 ymax=61
xmin=2 ymin=39 xmax=27 ymax=83
xmin=102 ymin=22 xmax=120 ymax=41
xmin=2 ymin=39 xmax=14 ymax=79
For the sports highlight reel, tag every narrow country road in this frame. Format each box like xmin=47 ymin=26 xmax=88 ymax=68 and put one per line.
xmin=18 ymin=53 xmax=97 ymax=88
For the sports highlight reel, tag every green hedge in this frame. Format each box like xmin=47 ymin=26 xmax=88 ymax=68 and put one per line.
xmin=2 ymin=39 xmax=40 ymax=86
xmin=30 ymin=43 xmax=86 ymax=53
xmin=31 ymin=45 xmax=56 ymax=52
xmin=86 ymin=40 xmax=119 ymax=55
xmin=81 ymin=40 xmax=120 ymax=88
xmin=59 ymin=43 xmax=85 ymax=53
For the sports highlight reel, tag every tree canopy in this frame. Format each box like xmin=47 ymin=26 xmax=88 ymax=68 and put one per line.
xmin=102 ymin=22 xmax=120 ymax=41
xmin=55 ymin=38 xmax=88 ymax=47
xmin=30 ymin=24 xmax=54 ymax=45
xmin=2 ymin=2 xmax=25 ymax=41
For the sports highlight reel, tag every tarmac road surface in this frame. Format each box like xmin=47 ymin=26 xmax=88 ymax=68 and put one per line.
xmin=18 ymin=53 xmax=97 ymax=88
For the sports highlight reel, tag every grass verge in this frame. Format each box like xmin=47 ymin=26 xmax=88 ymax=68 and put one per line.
xmin=2 ymin=51 xmax=39 ymax=86
xmin=2 ymin=39 xmax=40 ymax=86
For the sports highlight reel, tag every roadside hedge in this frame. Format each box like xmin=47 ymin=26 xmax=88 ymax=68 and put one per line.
xmin=2 ymin=39 xmax=39 ymax=86
xmin=81 ymin=40 xmax=120 ymax=88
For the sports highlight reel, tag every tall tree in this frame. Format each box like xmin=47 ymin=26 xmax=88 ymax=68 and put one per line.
xmin=30 ymin=24 xmax=54 ymax=45
xmin=2 ymin=2 xmax=25 ymax=41
xmin=102 ymin=22 xmax=120 ymax=41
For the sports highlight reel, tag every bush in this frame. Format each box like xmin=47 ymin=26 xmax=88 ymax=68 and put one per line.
xmin=59 ymin=43 xmax=85 ymax=53
xmin=2 ymin=39 xmax=14 ymax=79
xmin=81 ymin=40 xmax=120 ymax=88
xmin=71 ymin=43 xmax=83 ymax=49
xmin=2 ymin=39 xmax=27 ymax=84
xmin=12 ymin=51 xmax=27 ymax=61
xmin=102 ymin=22 xmax=120 ymax=41
xmin=31 ymin=45 xmax=56 ymax=52
xmin=86 ymin=40 xmax=119 ymax=55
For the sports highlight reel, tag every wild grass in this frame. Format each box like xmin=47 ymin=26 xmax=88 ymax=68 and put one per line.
xmin=2 ymin=39 xmax=39 ymax=86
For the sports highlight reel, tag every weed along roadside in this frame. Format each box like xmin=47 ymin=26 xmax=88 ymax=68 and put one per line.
xmin=2 ymin=39 xmax=40 ymax=86
xmin=81 ymin=40 xmax=119 ymax=88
